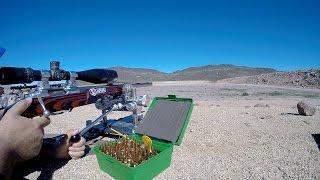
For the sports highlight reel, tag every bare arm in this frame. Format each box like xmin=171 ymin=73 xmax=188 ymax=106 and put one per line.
xmin=0 ymin=137 xmax=16 ymax=179
xmin=0 ymin=98 xmax=50 ymax=178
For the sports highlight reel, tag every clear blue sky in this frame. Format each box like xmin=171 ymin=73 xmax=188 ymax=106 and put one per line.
xmin=1 ymin=0 xmax=319 ymax=72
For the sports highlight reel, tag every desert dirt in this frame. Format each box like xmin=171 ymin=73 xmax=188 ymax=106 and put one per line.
xmin=14 ymin=81 xmax=320 ymax=179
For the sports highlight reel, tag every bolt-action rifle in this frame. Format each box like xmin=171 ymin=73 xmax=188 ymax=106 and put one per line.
xmin=0 ymin=61 xmax=150 ymax=146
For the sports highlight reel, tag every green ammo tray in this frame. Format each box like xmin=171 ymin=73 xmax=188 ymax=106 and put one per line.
xmin=93 ymin=95 xmax=194 ymax=180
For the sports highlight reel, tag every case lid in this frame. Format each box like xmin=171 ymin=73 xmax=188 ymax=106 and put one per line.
xmin=135 ymin=95 xmax=193 ymax=145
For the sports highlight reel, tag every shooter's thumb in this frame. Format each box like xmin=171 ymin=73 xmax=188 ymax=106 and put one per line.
xmin=66 ymin=129 xmax=79 ymax=137
xmin=32 ymin=116 xmax=51 ymax=128
xmin=8 ymin=97 xmax=32 ymax=115
xmin=64 ymin=129 xmax=78 ymax=140
xmin=0 ymin=109 xmax=5 ymax=119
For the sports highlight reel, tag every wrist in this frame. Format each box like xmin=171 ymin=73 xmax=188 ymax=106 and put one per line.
xmin=0 ymin=137 xmax=16 ymax=177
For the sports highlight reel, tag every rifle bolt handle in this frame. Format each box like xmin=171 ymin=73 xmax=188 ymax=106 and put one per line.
xmin=70 ymin=134 xmax=81 ymax=143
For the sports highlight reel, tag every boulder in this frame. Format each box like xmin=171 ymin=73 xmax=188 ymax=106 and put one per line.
xmin=297 ymin=101 xmax=316 ymax=116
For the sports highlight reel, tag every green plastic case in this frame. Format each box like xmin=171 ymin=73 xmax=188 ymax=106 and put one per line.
xmin=93 ymin=95 xmax=193 ymax=180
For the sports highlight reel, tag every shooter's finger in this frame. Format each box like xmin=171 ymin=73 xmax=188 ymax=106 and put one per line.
xmin=68 ymin=150 xmax=85 ymax=159
xmin=69 ymin=145 xmax=85 ymax=152
xmin=8 ymin=97 xmax=32 ymax=116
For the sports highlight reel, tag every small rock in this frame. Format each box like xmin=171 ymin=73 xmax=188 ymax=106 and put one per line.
xmin=259 ymin=115 xmax=273 ymax=119
xmin=297 ymin=101 xmax=316 ymax=116
xmin=254 ymin=103 xmax=269 ymax=107
xmin=244 ymin=106 xmax=251 ymax=109
xmin=189 ymin=129 xmax=194 ymax=133
xmin=302 ymin=120 xmax=310 ymax=125
xmin=216 ymin=105 xmax=220 ymax=107
xmin=245 ymin=112 xmax=249 ymax=114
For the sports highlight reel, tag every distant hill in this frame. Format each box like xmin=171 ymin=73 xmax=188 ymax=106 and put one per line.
xmin=110 ymin=67 xmax=169 ymax=82
xmin=169 ymin=64 xmax=276 ymax=81
xmin=219 ymin=69 xmax=320 ymax=89
xmin=110 ymin=64 xmax=276 ymax=82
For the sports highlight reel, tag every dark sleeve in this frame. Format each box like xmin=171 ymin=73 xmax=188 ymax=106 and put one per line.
xmin=38 ymin=134 xmax=67 ymax=158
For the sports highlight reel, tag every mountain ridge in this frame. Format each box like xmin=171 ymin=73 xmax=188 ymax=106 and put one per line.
xmin=109 ymin=64 xmax=277 ymax=82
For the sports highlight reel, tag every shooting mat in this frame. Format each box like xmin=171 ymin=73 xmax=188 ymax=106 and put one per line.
xmin=136 ymin=100 xmax=191 ymax=143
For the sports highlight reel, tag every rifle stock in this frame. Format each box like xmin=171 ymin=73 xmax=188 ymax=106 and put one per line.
xmin=22 ymin=84 xmax=124 ymax=118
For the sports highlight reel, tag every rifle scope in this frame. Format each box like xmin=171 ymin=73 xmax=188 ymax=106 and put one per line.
xmin=0 ymin=61 xmax=118 ymax=85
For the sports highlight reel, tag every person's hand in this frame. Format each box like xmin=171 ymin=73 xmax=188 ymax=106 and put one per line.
xmin=0 ymin=97 xmax=50 ymax=161
xmin=54 ymin=129 xmax=86 ymax=159
xmin=0 ymin=97 xmax=50 ymax=177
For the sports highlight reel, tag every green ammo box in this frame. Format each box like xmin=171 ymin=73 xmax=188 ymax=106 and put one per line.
xmin=93 ymin=95 xmax=194 ymax=180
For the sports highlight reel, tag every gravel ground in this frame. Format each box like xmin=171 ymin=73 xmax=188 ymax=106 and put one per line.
xmin=14 ymin=81 xmax=320 ymax=179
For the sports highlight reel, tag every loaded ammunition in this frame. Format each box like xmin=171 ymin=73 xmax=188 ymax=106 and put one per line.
xmin=101 ymin=137 xmax=158 ymax=167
